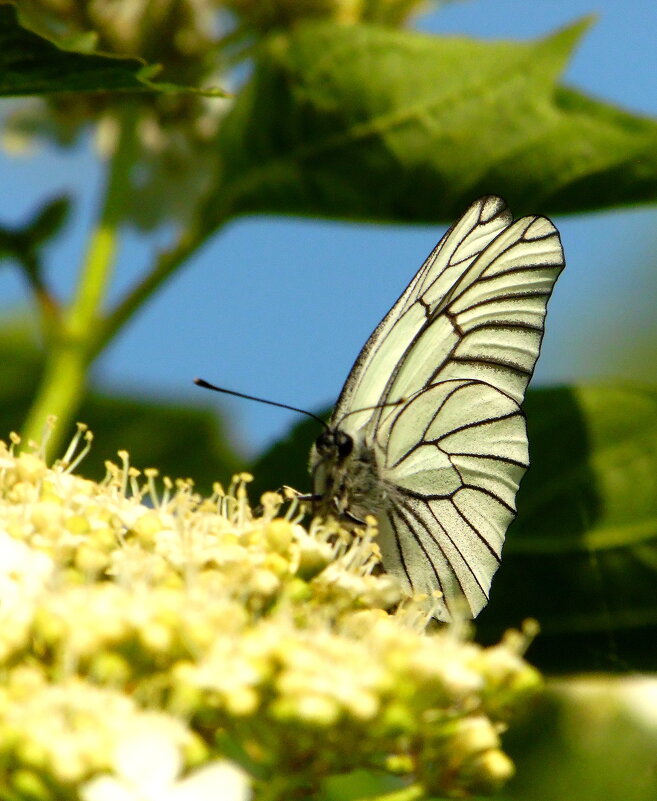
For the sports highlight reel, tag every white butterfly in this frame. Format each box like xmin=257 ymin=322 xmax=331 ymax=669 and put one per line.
xmin=310 ymin=196 xmax=564 ymax=620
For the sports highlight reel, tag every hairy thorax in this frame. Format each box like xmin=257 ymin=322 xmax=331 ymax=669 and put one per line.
xmin=310 ymin=428 xmax=392 ymax=522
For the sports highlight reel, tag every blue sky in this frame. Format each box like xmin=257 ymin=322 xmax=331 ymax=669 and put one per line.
xmin=1 ymin=0 xmax=657 ymax=456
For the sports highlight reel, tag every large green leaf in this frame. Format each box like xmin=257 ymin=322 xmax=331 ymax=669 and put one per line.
xmin=250 ymin=385 xmax=657 ymax=673
xmin=218 ymin=19 xmax=657 ymax=222
xmin=0 ymin=4 xmax=226 ymax=96
xmin=0 ymin=325 xmax=243 ymax=493
xmin=76 ymin=393 xmax=244 ymax=493
xmin=478 ymin=385 xmax=657 ymax=672
xmin=0 ymin=4 xmax=153 ymax=95
xmin=501 ymin=676 xmax=657 ymax=801
xmin=249 ymin=413 xmax=318 ymax=502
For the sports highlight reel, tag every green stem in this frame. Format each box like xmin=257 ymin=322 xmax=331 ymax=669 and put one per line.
xmin=89 ymin=224 xmax=205 ymax=360
xmin=21 ymin=108 xmax=138 ymax=456
xmin=88 ymin=189 xmax=229 ymax=360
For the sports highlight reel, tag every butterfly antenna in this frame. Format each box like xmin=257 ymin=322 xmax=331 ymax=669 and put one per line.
xmin=338 ymin=397 xmax=406 ymax=425
xmin=194 ymin=377 xmax=329 ymax=430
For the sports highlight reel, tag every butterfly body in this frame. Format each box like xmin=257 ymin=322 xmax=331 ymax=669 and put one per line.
xmin=312 ymin=426 xmax=390 ymax=523
xmin=310 ymin=196 xmax=564 ymax=621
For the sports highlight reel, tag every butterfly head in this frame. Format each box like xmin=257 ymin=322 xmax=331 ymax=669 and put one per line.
xmin=309 ymin=424 xmax=388 ymax=524
xmin=310 ymin=427 xmax=355 ymax=517
xmin=314 ymin=428 xmax=353 ymax=461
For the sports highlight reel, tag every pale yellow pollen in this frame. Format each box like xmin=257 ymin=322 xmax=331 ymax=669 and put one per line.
xmin=0 ymin=426 xmax=539 ymax=799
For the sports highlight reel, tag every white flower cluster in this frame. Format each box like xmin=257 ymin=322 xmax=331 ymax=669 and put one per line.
xmin=0 ymin=429 xmax=541 ymax=800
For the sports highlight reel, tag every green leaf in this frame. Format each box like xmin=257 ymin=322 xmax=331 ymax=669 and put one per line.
xmin=0 ymin=4 xmax=148 ymax=95
xmin=26 ymin=197 xmax=72 ymax=246
xmin=0 ymin=323 xmax=243 ymax=493
xmin=249 ymin=413 xmax=319 ymax=501
xmin=502 ymin=678 xmax=657 ymax=801
xmin=77 ymin=392 xmax=244 ymax=493
xmin=478 ymin=384 xmax=657 ymax=673
xmin=0 ymin=4 xmax=226 ymax=97
xmin=0 ymin=196 xmax=71 ymax=261
xmin=0 ymin=196 xmax=71 ymax=312
xmin=218 ymin=19 xmax=657 ymax=222
xmin=251 ymin=384 xmax=657 ymax=673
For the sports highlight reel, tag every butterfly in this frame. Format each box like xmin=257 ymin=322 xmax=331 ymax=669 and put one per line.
xmin=309 ymin=196 xmax=564 ymax=620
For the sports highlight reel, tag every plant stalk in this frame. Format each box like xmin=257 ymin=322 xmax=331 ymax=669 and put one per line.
xmin=21 ymin=109 xmax=137 ymax=456
xmin=88 ymin=186 xmax=229 ymax=360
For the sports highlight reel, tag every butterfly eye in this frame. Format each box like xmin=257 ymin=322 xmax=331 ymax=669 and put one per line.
xmin=314 ymin=430 xmax=353 ymax=459
xmin=314 ymin=430 xmax=334 ymax=455
xmin=335 ymin=431 xmax=353 ymax=459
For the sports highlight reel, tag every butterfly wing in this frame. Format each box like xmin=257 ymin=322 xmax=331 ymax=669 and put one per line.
xmin=378 ymin=210 xmax=564 ymax=420
xmin=331 ymin=196 xmax=514 ymax=429
xmin=327 ymin=196 xmax=564 ymax=619
xmin=379 ymin=379 xmax=528 ymax=618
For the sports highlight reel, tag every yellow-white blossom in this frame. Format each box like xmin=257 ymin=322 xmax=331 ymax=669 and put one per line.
xmin=81 ymin=725 xmax=250 ymax=801
xmin=0 ymin=430 xmax=542 ymax=800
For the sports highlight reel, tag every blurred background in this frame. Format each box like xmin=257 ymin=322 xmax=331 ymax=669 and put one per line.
xmin=1 ymin=0 xmax=656 ymax=462
xmin=2 ymin=3 xmax=657 ymax=798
